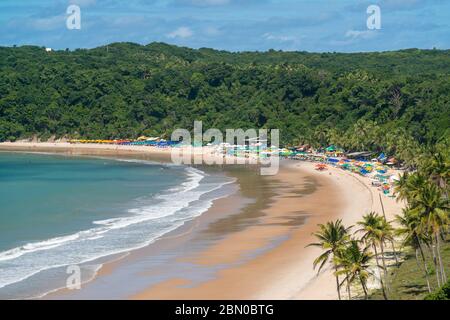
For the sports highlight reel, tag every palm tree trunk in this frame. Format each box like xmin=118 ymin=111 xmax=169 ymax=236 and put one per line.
xmin=346 ymin=272 xmax=351 ymax=300
xmin=359 ymin=276 xmax=368 ymax=300
xmin=379 ymin=241 xmax=390 ymax=291
xmin=415 ymin=248 xmax=422 ymax=271
xmin=390 ymin=239 xmax=399 ymax=265
xmin=373 ymin=244 xmax=388 ymax=299
xmin=435 ymin=232 xmax=447 ymax=283
xmin=378 ymin=195 xmax=399 ymax=266
xmin=334 ymin=266 xmax=341 ymax=300
xmin=418 ymin=241 xmax=432 ymax=293
xmin=431 ymin=239 xmax=441 ymax=288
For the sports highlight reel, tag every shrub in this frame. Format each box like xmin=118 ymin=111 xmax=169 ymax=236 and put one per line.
xmin=424 ymin=280 xmax=450 ymax=300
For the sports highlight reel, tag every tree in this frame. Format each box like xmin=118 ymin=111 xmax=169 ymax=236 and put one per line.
xmin=378 ymin=217 xmax=399 ymax=266
xmin=413 ymin=182 xmax=449 ymax=286
xmin=394 ymin=172 xmax=411 ymax=202
xmin=356 ymin=212 xmax=388 ymax=299
xmin=308 ymin=220 xmax=352 ymax=300
xmin=396 ymin=207 xmax=433 ymax=293
xmin=424 ymin=152 xmax=449 ymax=199
xmin=0 ymin=44 xmax=448 ymax=146
xmin=335 ymin=240 xmax=374 ymax=300
xmin=394 ymin=172 xmax=428 ymax=205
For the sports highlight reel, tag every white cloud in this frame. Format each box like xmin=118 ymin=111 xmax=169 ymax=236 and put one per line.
xmin=167 ymin=26 xmax=193 ymax=39
xmin=345 ymin=30 xmax=377 ymax=40
xmin=263 ymin=33 xmax=299 ymax=42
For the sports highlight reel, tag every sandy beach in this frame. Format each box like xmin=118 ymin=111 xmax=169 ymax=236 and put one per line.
xmin=0 ymin=142 xmax=404 ymax=300
xmin=132 ymin=161 xmax=403 ymax=300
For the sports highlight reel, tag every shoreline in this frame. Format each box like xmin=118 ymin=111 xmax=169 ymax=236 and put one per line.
xmin=0 ymin=141 xmax=249 ymax=165
xmin=0 ymin=143 xmax=257 ymax=299
xmin=0 ymin=142 xmax=404 ymax=299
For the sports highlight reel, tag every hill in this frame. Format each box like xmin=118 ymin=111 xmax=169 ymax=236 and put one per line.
xmin=0 ymin=42 xmax=449 ymax=151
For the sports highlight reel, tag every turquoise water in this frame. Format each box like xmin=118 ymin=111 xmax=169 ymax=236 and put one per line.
xmin=0 ymin=152 xmax=184 ymax=252
xmin=0 ymin=152 xmax=232 ymax=299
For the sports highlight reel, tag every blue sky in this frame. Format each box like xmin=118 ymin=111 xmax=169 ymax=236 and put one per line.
xmin=0 ymin=0 xmax=449 ymax=52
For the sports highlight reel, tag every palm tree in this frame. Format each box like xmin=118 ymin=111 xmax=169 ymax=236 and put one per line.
xmin=395 ymin=208 xmax=433 ymax=292
xmin=314 ymin=126 xmax=330 ymax=148
xmin=335 ymin=240 xmax=374 ymax=300
xmin=308 ymin=220 xmax=352 ymax=300
xmin=356 ymin=212 xmax=388 ymax=299
xmin=408 ymin=173 xmax=431 ymax=202
xmin=394 ymin=172 xmax=410 ymax=202
xmin=378 ymin=217 xmax=399 ymax=266
xmin=425 ymin=152 xmax=449 ymax=199
xmin=394 ymin=172 xmax=428 ymax=205
xmin=414 ymin=182 xmax=449 ymax=286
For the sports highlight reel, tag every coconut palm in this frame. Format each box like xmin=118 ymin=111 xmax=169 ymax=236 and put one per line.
xmin=307 ymin=220 xmax=352 ymax=300
xmin=425 ymin=152 xmax=449 ymax=199
xmin=313 ymin=126 xmax=330 ymax=148
xmin=335 ymin=239 xmax=374 ymax=300
xmin=413 ymin=182 xmax=449 ymax=286
xmin=394 ymin=172 xmax=428 ymax=205
xmin=394 ymin=171 xmax=410 ymax=202
xmin=378 ymin=217 xmax=399 ymax=265
xmin=408 ymin=173 xmax=429 ymax=204
xmin=356 ymin=212 xmax=388 ymax=299
xmin=395 ymin=207 xmax=433 ymax=292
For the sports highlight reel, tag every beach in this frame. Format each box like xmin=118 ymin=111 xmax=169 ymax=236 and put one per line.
xmin=131 ymin=161 xmax=403 ymax=300
xmin=0 ymin=142 xmax=404 ymax=299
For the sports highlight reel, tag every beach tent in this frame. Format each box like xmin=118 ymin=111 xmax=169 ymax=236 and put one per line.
xmin=340 ymin=163 xmax=351 ymax=170
xmin=346 ymin=151 xmax=372 ymax=160
xmin=378 ymin=152 xmax=387 ymax=162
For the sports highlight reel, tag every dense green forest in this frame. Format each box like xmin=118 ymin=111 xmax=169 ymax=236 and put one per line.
xmin=1 ymin=42 xmax=449 ymax=158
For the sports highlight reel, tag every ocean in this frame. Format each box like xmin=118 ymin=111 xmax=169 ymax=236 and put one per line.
xmin=0 ymin=151 xmax=233 ymax=299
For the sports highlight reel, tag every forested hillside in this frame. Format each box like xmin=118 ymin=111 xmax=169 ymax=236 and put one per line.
xmin=0 ymin=42 xmax=449 ymax=155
